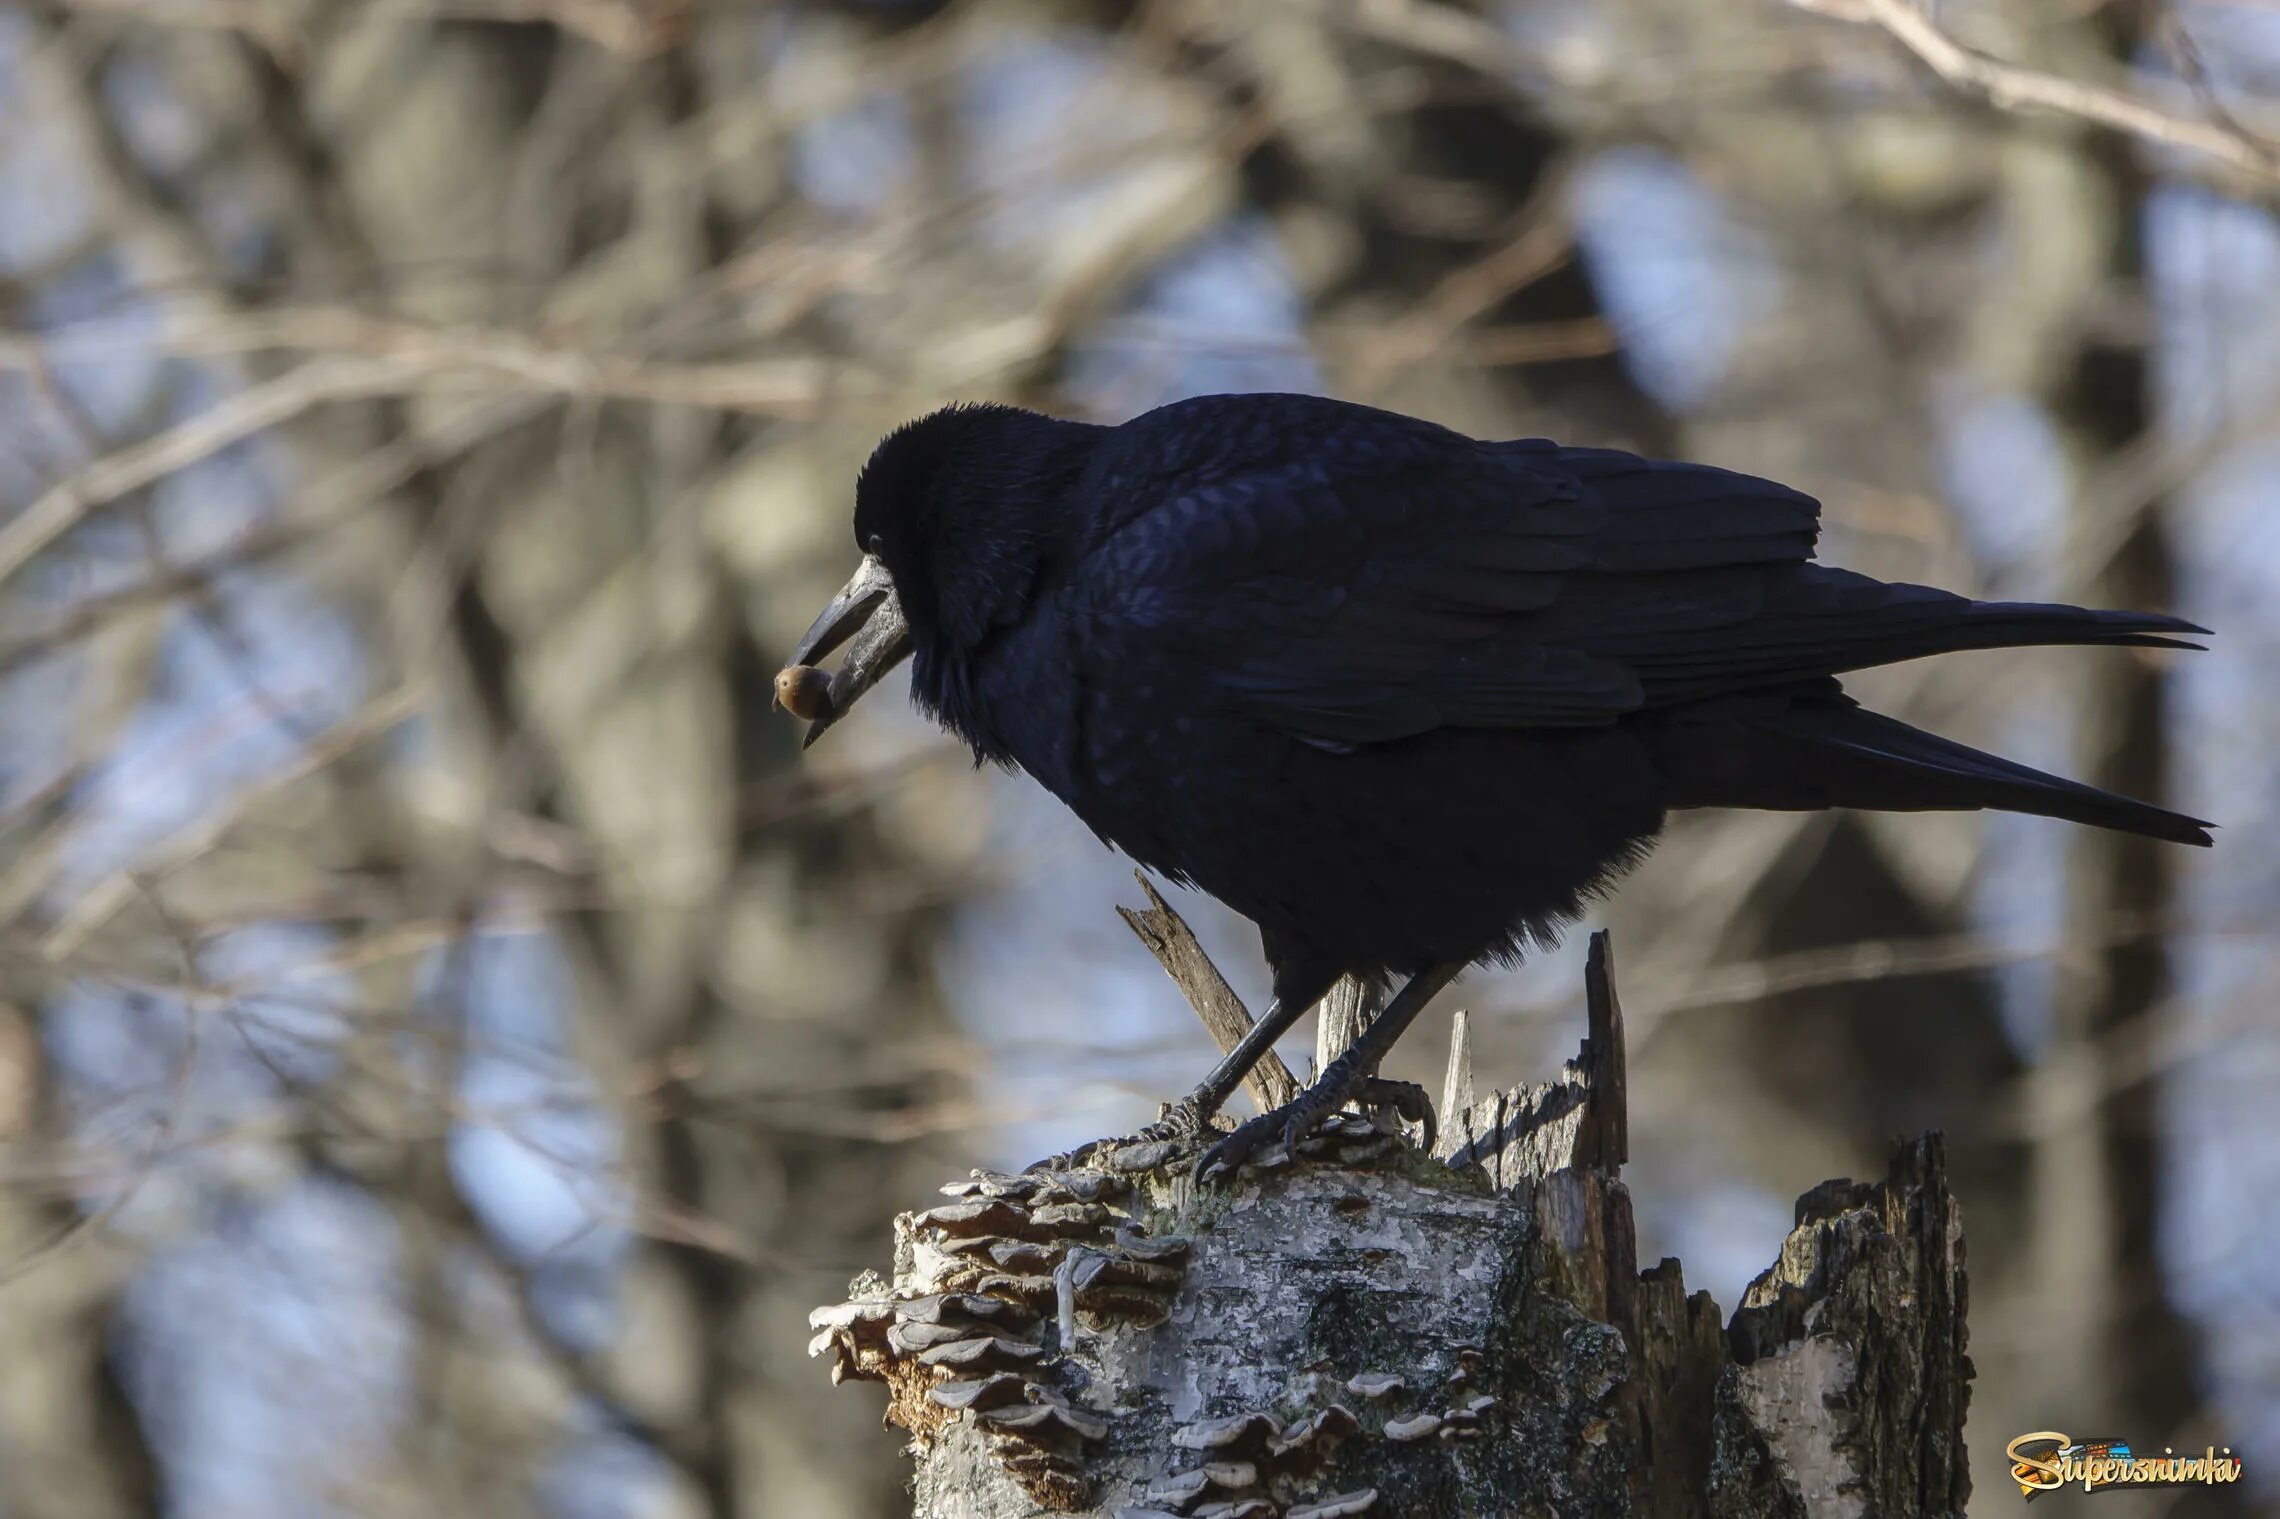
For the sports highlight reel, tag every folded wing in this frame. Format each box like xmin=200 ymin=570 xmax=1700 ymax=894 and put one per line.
xmin=1085 ymin=436 xmax=2197 ymax=749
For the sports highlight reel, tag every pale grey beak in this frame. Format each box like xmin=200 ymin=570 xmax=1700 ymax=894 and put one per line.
xmin=785 ymin=554 xmax=913 ymax=749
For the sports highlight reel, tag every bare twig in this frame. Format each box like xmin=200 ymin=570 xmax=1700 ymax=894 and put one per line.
xmin=1115 ymin=872 xmax=1300 ymax=1114
xmin=1794 ymin=0 xmax=2280 ymax=183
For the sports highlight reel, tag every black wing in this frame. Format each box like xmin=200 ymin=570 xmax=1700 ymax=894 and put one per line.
xmin=1077 ymin=410 xmax=2197 ymax=749
xmin=1080 ymin=425 xmax=1829 ymax=746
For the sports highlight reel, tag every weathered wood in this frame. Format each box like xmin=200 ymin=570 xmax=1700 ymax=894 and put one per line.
xmin=1436 ymin=930 xmax=1626 ymax=1186
xmin=812 ymin=929 xmax=1972 ymax=1517
xmin=1312 ymin=976 xmax=1383 ymax=1080
xmin=1710 ymin=1135 xmax=1972 ymax=1518
xmin=1439 ymin=1007 xmax=1475 ymax=1125
xmin=1117 ymin=873 xmax=1300 ymax=1114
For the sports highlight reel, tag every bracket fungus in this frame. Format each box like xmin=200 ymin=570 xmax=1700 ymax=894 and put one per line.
xmin=808 ymin=1166 xmax=1196 ymax=1511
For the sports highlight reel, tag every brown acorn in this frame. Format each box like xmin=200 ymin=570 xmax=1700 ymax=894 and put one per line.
xmin=774 ymin=665 xmax=834 ymax=721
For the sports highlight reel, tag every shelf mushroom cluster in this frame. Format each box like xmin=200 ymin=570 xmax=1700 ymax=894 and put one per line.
xmin=811 ymin=1158 xmax=1509 ymax=1515
xmin=808 ymin=1166 xmax=1193 ymax=1508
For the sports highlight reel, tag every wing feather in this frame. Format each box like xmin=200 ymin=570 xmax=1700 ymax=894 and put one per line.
xmin=1078 ymin=405 xmax=1831 ymax=746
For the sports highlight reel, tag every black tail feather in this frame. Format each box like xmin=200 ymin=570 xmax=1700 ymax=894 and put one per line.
xmin=1628 ymin=574 xmax=2210 ymax=705
xmin=1752 ymin=701 xmax=2215 ymax=847
xmin=1951 ymin=600 xmax=2209 ymax=654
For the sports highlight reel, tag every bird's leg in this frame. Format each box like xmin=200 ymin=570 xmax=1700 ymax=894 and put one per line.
xmin=1195 ymin=960 xmax=1465 ymax=1183
xmin=1313 ymin=980 xmax=1435 ymax=1147
xmin=1026 ymin=987 xmax=1326 ymax=1173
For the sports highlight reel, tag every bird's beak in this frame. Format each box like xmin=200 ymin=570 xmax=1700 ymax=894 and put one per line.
xmin=783 ymin=554 xmax=913 ymax=749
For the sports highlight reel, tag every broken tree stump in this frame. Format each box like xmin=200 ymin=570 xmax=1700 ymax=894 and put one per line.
xmin=811 ymin=905 xmax=1972 ymax=1518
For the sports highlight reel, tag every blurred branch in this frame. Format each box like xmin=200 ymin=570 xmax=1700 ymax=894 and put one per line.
xmin=0 ymin=1004 xmax=162 ymax=1519
xmin=1794 ymin=0 xmax=2280 ymax=183
xmin=45 ymin=0 xmax=683 ymax=56
xmin=0 ymin=356 xmax=419 ymax=588
xmin=0 ymin=394 xmax=549 ymax=680
xmin=31 ymin=685 xmax=421 ymax=960
xmin=8 ymin=305 xmax=835 ymax=392
xmin=0 ymin=321 xmax=859 ymax=595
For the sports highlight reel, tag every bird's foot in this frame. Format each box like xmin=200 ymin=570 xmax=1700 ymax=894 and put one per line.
xmin=1025 ymin=1095 xmax=1225 ymax=1175
xmin=1193 ymin=1070 xmax=1436 ymax=1185
xmin=1350 ymin=1076 xmax=1436 ymax=1152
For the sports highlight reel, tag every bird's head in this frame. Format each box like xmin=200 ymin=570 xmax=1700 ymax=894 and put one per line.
xmin=779 ymin=403 xmax=1095 ymax=748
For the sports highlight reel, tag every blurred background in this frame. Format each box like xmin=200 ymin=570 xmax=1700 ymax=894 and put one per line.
xmin=1 ymin=0 xmax=2277 ymax=1514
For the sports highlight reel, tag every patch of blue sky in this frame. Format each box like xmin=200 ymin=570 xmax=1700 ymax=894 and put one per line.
xmin=39 ymin=922 xmax=353 ymax=1236
xmin=2171 ymin=473 xmax=2280 ymax=937
xmin=75 ymin=43 xmax=273 ymax=279
xmin=0 ymin=665 xmax=77 ymax=805
xmin=43 ymin=934 xmax=312 ymax=1120
xmin=1065 ymin=215 xmax=1321 ymax=417
xmin=4 ymin=420 xmax=249 ymax=656
xmin=1933 ymin=385 xmax=2071 ymax=586
xmin=441 ymin=927 xmax=627 ymax=1284
xmin=2149 ymin=181 xmax=2280 ymax=442
xmin=194 ymin=921 xmax=360 ymax=1087
xmin=149 ymin=373 xmax=287 ymax=545
xmin=44 ymin=976 xmax=200 ymax=1141
xmin=791 ymin=84 xmax=915 ymax=220
xmin=1968 ymin=699 xmax=2074 ymax=1057
xmin=1501 ymin=0 xmax=1616 ymax=92
xmin=173 ymin=571 xmax=364 ymax=731
xmin=958 ymin=28 xmax=1172 ymax=257
xmin=50 ymin=560 xmax=363 ymax=895
xmin=2176 ymin=439 xmax=2280 ymax=625
xmin=23 ymin=251 xmax=170 ymax=438
xmin=1571 ymin=147 xmax=1784 ymax=414
xmin=447 ymin=1117 xmax=622 ymax=1291
xmin=540 ymin=1412 xmax=677 ymax=1519
xmin=120 ymin=1174 xmax=410 ymax=1519
xmin=958 ymin=29 xmax=1101 ymax=200
xmin=1650 ymin=1179 xmax=1795 ymax=1315
xmin=2152 ymin=2 xmax=2280 ymax=98
xmin=2165 ymin=1104 xmax=2280 ymax=1493
xmin=99 ymin=41 xmax=208 ymax=180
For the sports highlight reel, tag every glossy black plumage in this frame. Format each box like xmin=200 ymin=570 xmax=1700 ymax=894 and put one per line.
xmin=795 ymin=392 xmax=2211 ymax=1170
xmin=837 ymin=391 xmax=2208 ymax=1018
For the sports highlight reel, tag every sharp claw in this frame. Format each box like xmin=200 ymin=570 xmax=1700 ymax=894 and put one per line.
xmin=1190 ymin=1074 xmax=1443 ymax=1186
xmin=1029 ymin=1099 xmax=1220 ymax=1175
xmin=1190 ymin=1108 xmax=1297 ymax=1187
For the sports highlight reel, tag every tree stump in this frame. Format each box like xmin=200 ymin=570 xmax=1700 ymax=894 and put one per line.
xmin=810 ymin=898 xmax=1972 ymax=1518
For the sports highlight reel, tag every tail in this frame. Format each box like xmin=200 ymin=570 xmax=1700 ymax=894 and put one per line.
xmin=1635 ymin=571 xmax=2209 ymax=705
xmin=1658 ymin=689 xmax=2214 ymax=846
xmin=1906 ymin=596 xmax=2208 ymax=661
